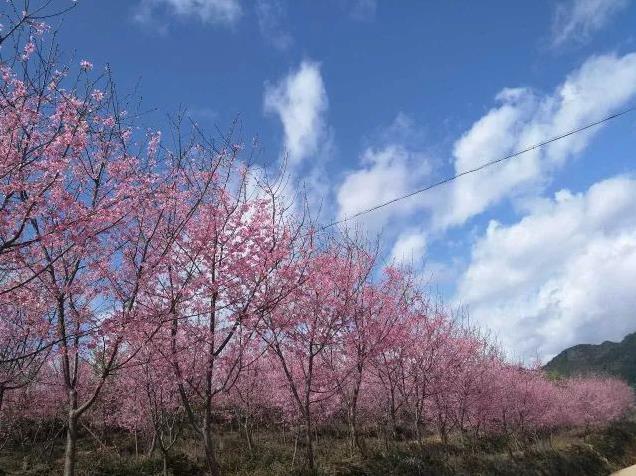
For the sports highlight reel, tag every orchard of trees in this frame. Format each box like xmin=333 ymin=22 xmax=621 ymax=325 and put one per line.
xmin=0 ymin=4 xmax=633 ymax=476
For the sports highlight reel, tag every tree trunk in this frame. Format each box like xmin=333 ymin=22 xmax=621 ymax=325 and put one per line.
xmin=414 ymin=406 xmax=423 ymax=445
xmin=64 ymin=410 xmax=78 ymax=476
xmin=304 ymin=415 xmax=315 ymax=469
xmin=348 ymin=409 xmax=356 ymax=454
xmin=348 ymin=406 xmax=364 ymax=455
xmin=0 ymin=387 xmax=5 ymax=436
xmin=291 ymin=431 xmax=299 ymax=469
xmin=243 ymin=418 xmax=253 ymax=452
xmin=162 ymin=451 xmax=168 ymax=476
xmin=438 ymin=416 xmax=448 ymax=446
xmin=202 ymin=427 xmax=221 ymax=476
xmin=147 ymin=430 xmax=157 ymax=457
xmin=383 ymin=424 xmax=389 ymax=451
xmin=203 ymin=294 xmax=221 ymax=476
xmin=389 ymin=390 xmax=398 ymax=440
xmin=348 ymin=371 xmax=365 ymax=455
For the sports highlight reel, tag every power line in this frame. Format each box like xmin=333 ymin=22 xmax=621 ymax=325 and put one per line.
xmin=321 ymin=105 xmax=636 ymax=230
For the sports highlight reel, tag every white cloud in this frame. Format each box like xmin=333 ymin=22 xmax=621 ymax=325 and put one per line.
xmin=334 ymin=113 xmax=432 ymax=233
xmin=552 ymin=0 xmax=629 ymax=47
xmin=135 ymin=0 xmax=242 ymax=27
xmin=389 ymin=230 xmax=427 ymax=265
xmin=264 ymin=61 xmax=328 ymax=168
xmin=456 ymin=176 xmax=636 ymax=361
xmin=435 ymin=52 xmax=636 ymax=229
xmin=336 ymin=144 xmax=430 ymax=232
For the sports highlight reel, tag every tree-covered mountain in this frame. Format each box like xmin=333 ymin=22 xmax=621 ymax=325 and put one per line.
xmin=544 ymin=332 xmax=636 ymax=386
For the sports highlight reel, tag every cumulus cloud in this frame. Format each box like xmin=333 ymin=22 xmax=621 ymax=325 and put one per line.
xmin=435 ymin=52 xmax=636 ymax=229
xmin=264 ymin=61 xmax=328 ymax=168
xmin=389 ymin=230 xmax=427 ymax=265
xmin=551 ymin=0 xmax=629 ymax=47
xmin=456 ymin=176 xmax=636 ymax=361
xmin=334 ymin=113 xmax=432 ymax=234
xmin=135 ymin=0 xmax=242 ymax=26
xmin=336 ymin=144 xmax=430 ymax=232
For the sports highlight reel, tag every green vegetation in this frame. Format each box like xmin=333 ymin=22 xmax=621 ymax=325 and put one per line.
xmin=544 ymin=332 xmax=636 ymax=386
xmin=2 ymin=419 xmax=636 ymax=475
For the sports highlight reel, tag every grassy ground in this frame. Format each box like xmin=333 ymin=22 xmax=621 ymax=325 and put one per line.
xmin=1 ymin=420 xmax=636 ymax=475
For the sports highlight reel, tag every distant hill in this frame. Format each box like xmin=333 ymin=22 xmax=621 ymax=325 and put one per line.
xmin=544 ymin=332 xmax=636 ymax=386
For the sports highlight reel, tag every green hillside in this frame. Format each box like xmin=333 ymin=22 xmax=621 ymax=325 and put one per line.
xmin=544 ymin=332 xmax=636 ymax=386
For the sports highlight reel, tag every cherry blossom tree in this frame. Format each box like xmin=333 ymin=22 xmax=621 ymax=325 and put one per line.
xmin=258 ymin=242 xmax=376 ymax=468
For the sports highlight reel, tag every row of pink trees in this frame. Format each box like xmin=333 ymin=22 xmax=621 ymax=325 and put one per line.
xmin=0 ymin=4 xmax=303 ymax=472
xmin=0 ymin=4 xmax=633 ymax=475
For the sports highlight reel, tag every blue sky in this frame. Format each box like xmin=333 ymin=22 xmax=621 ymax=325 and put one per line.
xmin=57 ymin=0 xmax=636 ymax=361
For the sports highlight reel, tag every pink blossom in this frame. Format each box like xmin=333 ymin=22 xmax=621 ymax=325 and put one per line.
xmin=91 ymin=89 xmax=104 ymax=101
xmin=21 ymin=41 xmax=35 ymax=60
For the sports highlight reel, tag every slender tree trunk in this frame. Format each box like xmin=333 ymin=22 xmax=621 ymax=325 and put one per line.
xmin=171 ymin=305 xmax=221 ymax=476
xmin=202 ymin=423 xmax=221 ymax=476
xmin=414 ymin=404 xmax=423 ymax=444
xmin=162 ymin=451 xmax=168 ymax=476
xmin=438 ymin=415 xmax=448 ymax=446
xmin=389 ymin=389 xmax=398 ymax=440
xmin=147 ymin=430 xmax=157 ymax=457
xmin=348 ymin=408 xmax=356 ymax=454
xmin=291 ymin=431 xmax=299 ymax=469
xmin=348 ymin=370 xmax=365 ymax=455
xmin=243 ymin=417 xmax=253 ymax=452
xmin=304 ymin=413 xmax=315 ymax=469
xmin=202 ymin=294 xmax=221 ymax=476
xmin=0 ymin=387 xmax=5 ymax=436
xmin=64 ymin=407 xmax=78 ymax=476
xmin=348 ymin=406 xmax=364 ymax=455
xmin=383 ymin=424 xmax=389 ymax=451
